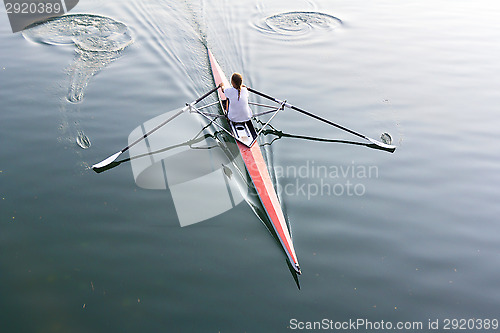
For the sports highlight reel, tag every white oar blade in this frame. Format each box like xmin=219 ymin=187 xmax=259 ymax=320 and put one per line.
xmin=367 ymin=137 xmax=397 ymax=150
xmin=92 ymin=152 xmax=121 ymax=169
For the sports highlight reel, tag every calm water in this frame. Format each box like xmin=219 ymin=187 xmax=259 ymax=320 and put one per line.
xmin=1 ymin=0 xmax=500 ymax=332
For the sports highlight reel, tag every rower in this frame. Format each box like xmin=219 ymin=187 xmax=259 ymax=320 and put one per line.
xmin=219 ymin=73 xmax=253 ymax=125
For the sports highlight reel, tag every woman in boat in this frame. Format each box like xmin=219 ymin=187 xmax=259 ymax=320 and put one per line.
xmin=219 ymin=73 xmax=252 ymax=123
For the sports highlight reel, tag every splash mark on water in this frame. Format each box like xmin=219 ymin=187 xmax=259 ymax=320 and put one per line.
xmin=56 ymin=103 xmax=92 ymax=153
xmin=23 ymin=14 xmax=134 ymax=103
xmin=252 ymin=11 xmax=342 ymax=39
xmin=76 ymin=130 xmax=91 ymax=149
xmin=23 ymin=14 xmax=133 ymax=151
xmin=381 ymin=132 xmax=393 ymax=145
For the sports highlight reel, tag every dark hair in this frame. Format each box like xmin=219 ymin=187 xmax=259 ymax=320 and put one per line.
xmin=231 ymin=73 xmax=243 ymax=100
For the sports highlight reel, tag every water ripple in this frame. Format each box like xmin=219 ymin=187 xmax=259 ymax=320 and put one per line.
xmin=252 ymin=11 xmax=342 ymax=39
xmin=23 ymin=14 xmax=134 ymax=103
xmin=76 ymin=130 xmax=91 ymax=149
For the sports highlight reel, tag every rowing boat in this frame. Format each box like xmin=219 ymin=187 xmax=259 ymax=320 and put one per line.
xmin=91 ymin=48 xmax=396 ymax=278
xmin=207 ymin=49 xmax=302 ymax=274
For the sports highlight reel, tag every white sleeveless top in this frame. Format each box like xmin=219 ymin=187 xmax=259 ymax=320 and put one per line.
xmin=224 ymin=87 xmax=252 ymax=122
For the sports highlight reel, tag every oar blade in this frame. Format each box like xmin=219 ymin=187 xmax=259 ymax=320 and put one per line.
xmin=367 ymin=137 xmax=397 ymax=150
xmin=92 ymin=152 xmax=121 ymax=169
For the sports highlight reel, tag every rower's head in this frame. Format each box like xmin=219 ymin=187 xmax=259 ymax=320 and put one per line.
xmin=231 ymin=73 xmax=243 ymax=89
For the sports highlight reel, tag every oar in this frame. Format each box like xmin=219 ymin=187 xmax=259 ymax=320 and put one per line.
xmin=247 ymin=87 xmax=397 ymax=150
xmin=92 ymin=86 xmax=219 ymax=169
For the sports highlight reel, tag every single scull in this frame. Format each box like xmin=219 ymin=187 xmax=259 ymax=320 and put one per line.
xmin=207 ymin=49 xmax=302 ymax=274
xmin=92 ymin=48 xmax=397 ymax=277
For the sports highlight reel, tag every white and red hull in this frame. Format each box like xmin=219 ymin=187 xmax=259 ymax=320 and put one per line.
xmin=208 ymin=49 xmax=301 ymax=274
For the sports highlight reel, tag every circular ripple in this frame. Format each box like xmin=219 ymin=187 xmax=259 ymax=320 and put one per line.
xmin=253 ymin=11 xmax=342 ymax=39
xmin=22 ymin=14 xmax=134 ymax=103
xmin=23 ymin=14 xmax=133 ymax=52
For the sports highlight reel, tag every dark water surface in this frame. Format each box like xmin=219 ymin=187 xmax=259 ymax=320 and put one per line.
xmin=1 ymin=0 xmax=500 ymax=332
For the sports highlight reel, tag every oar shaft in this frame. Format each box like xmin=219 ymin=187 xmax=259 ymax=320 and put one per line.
xmin=195 ymin=85 xmax=220 ymax=104
xmin=93 ymin=86 xmax=220 ymax=169
xmin=248 ymin=87 xmax=366 ymax=140
xmin=123 ymin=108 xmax=185 ymax=153
xmin=247 ymin=87 xmax=279 ymax=103
xmin=290 ymin=105 xmax=366 ymax=140
xmin=119 ymin=86 xmax=220 ymax=154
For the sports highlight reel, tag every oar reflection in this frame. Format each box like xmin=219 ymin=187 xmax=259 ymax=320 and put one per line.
xmin=256 ymin=121 xmax=396 ymax=153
